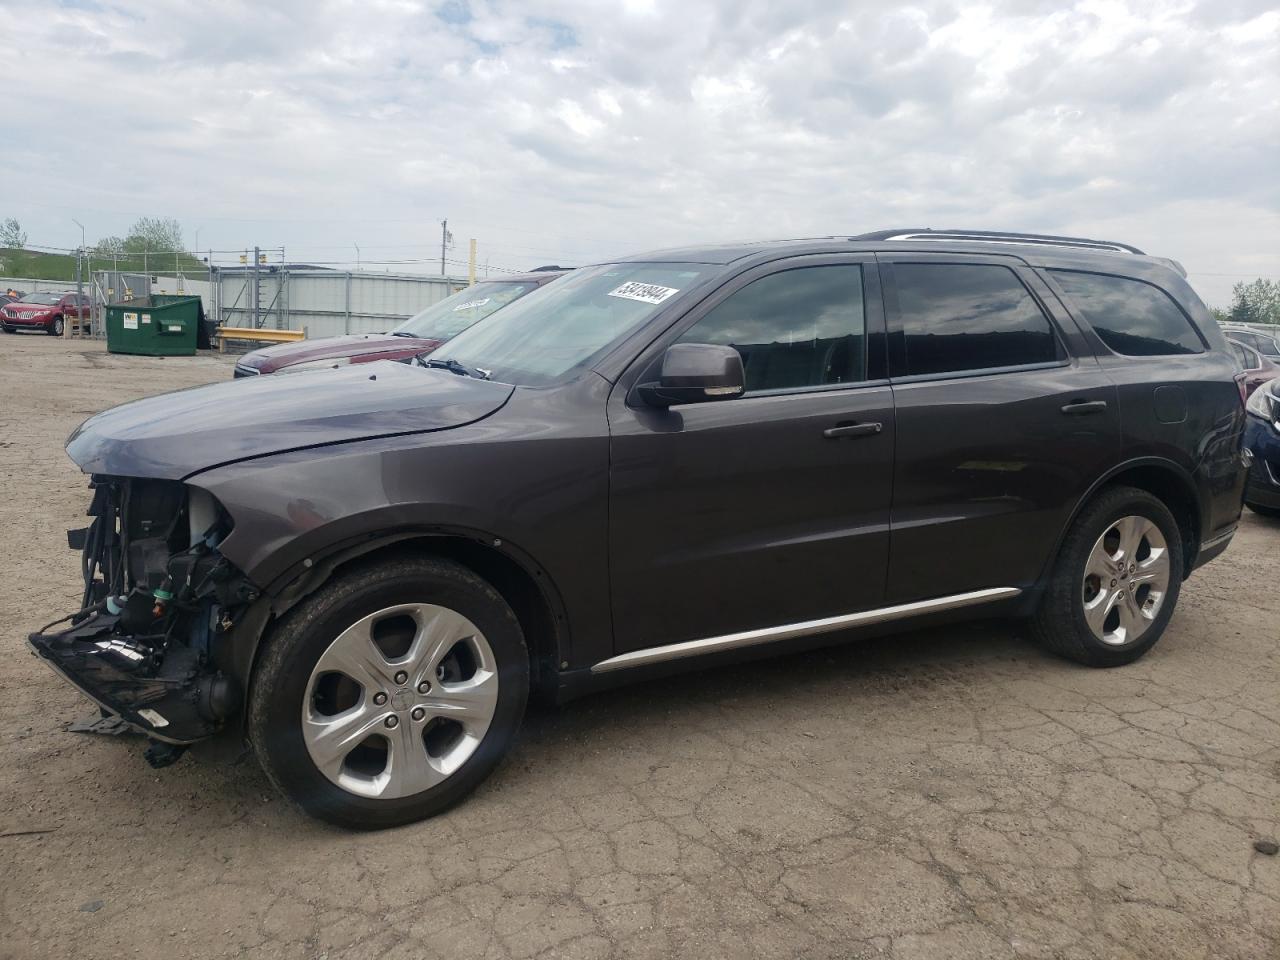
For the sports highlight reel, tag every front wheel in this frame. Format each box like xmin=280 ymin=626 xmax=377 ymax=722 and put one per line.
xmin=1246 ymin=502 xmax=1280 ymax=519
xmin=249 ymin=556 xmax=529 ymax=829
xmin=1032 ymin=485 xmax=1183 ymax=667
xmin=47 ymin=315 xmax=64 ymax=336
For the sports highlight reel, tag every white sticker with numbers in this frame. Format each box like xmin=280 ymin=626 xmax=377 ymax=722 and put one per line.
xmin=607 ymin=281 xmax=679 ymax=305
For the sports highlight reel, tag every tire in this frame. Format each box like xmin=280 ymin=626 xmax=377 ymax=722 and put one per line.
xmin=47 ymin=315 xmax=64 ymax=336
xmin=249 ymin=556 xmax=529 ymax=829
xmin=1 ymin=324 xmax=12 ymax=334
xmin=1246 ymin=502 xmax=1280 ymax=519
xmin=1032 ymin=485 xmax=1183 ymax=667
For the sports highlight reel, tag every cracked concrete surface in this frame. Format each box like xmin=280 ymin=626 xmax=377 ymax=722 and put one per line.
xmin=1 ymin=337 xmax=1277 ymax=960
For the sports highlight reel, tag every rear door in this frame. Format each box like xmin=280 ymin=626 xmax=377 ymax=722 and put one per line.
xmin=607 ymin=255 xmax=895 ymax=653
xmin=880 ymin=254 xmax=1121 ymax=603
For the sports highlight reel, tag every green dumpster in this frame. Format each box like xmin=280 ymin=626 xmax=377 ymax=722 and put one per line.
xmin=105 ymin=295 xmax=203 ymax=356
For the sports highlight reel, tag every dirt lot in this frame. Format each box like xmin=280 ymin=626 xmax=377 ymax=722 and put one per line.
xmin=0 ymin=335 xmax=1277 ymax=960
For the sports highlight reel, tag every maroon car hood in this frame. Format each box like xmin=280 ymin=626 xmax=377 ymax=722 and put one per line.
xmin=238 ymin=334 xmax=443 ymax=373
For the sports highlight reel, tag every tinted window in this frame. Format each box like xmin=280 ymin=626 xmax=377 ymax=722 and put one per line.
xmin=1050 ymin=270 xmax=1203 ymax=356
xmin=678 ymin=265 xmax=864 ymax=392
xmin=892 ymin=263 xmax=1057 ymax=376
xmin=1229 ymin=342 xmax=1255 ymax=370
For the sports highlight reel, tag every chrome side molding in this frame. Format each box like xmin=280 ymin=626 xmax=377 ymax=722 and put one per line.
xmin=590 ymin=587 xmax=1022 ymax=674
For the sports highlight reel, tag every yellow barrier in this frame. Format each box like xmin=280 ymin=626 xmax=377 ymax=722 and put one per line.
xmin=215 ymin=326 xmax=306 ymax=352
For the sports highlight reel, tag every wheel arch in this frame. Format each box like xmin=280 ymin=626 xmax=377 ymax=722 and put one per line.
xmin=1040 ymin=457 xmax=1202 ymax=587
xmin=228 ymin=526 xmax=571 ymax=730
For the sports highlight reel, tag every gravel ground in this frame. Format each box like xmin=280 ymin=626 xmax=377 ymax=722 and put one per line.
xmin=1 ymin=335 xmax=1278 ymax=960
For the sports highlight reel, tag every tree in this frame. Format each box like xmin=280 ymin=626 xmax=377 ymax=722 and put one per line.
xmin=0 ymin=217 xmax=27 ymax=249
xmin=94 ymin=235 xmax=126 ymax=258
xmin=1209 ymin=306 xmax=1230 ymax=324
xmin=123 ymin=216 xmax=183 ymax=253
xmin=1228 ymin=279 xmax=1280 ymax=326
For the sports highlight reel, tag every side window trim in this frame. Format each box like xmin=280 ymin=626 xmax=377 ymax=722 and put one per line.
xmin=879 ymin=256 xmax=1070 ymax=381
xmin=621 ymin=253 xmax=888 ymax=405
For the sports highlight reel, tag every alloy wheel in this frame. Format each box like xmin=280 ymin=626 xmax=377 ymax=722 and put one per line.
xmin=1081 ymin=515 xmax=1170 ymax=646
xmin=301 ymin=602 xmax=499 ymax=799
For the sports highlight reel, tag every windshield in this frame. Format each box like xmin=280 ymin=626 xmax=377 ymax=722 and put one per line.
xmin=21 ymin=293 xmax=62 ymax=305
xmin=433 ymin=263 xmax=715 ymax=385
xmin=391 ymin=281 xmax=538 ymax=340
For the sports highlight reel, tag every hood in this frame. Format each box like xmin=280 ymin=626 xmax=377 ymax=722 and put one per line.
xmin=67 ymin=360 xmax=514 ymax=480
xmin=238 ymin=334 xmax=442 ymax=372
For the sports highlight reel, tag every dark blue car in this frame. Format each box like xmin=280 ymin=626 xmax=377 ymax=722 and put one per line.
xmin=1244 ymin=377 xmax=1280 ymax=518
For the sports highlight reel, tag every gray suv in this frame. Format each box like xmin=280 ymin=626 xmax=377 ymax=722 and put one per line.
xmin=30 ymin=229 xmax=1248 ymax=828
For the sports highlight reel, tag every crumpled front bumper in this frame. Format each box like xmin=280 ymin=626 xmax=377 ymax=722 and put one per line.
xmin=28 ymin=614 xmax=218 ymax=745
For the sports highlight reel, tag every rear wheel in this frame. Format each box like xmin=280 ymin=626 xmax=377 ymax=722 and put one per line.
xmin=1246 ymin=502 xmax=1280 ymax=519
xmin=1032 ymin=485 xmax=1183 ymax=667
xmin=249 ymin=556 xmax=529 ymax=829
xmin=47 ymin=315 xmax=64 ymax=336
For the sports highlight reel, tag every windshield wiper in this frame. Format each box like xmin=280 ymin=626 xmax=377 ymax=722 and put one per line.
xmin=389 ymin=330 xmax=419 ymax=338
xmin=418 ymin=356 xmax=491 ymax=380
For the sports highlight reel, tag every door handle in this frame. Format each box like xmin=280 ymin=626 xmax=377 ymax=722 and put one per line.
xmin=1060 ymin=400 xmax=1108 ymax=416
xmin=823 ymin=422 xmax=882 ymax=439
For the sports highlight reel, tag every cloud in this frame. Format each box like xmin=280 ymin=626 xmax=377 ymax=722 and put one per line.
xmin=3 ymin=0 xmax=1277 ymax=306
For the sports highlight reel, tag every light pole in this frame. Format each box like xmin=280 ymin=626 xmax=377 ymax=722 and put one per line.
xmin=354 ymin=243 xmax=361 ymax=271
xmin=71 ymin=219 xmax=86 ymax=338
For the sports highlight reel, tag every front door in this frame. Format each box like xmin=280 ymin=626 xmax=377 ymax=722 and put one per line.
xmin=607 ymin=256 xmax=895 ymax=654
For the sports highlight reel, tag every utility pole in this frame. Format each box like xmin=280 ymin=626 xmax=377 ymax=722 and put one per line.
xmin=252 ymin=244 xmax=260 ymax=328
xmin=440 ymin=219 xmax=449 ymax=276
xmin=468 ymin=239 xmax=477 ymax=286
xmin=354 ymin=242 xmax=361 ymax=271
xmin=72 ymin=219 xmax=85 ymax=339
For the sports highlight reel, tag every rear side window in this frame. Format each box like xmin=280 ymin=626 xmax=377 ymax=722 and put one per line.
xmin=1050 ymin=270 xmax=1204 ymax=356
xmin=891 ymin=263 xmax=1059 ymax=377
xmin=1229 ymin=342 xmax=1255 ymax=370
xmin=678 ymin=265 xmax=865 ymax=392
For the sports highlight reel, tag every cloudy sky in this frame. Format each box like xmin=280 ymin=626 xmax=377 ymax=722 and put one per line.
xmin=4 ymin=0 xmax=1278 ymax=306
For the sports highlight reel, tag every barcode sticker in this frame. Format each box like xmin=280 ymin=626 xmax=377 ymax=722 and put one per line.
xmin=607 ymin=282 xmax=679 ymax=305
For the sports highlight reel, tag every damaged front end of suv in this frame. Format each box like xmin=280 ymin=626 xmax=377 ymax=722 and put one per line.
xmin=28 ymin=477 xmax=257 ymax=764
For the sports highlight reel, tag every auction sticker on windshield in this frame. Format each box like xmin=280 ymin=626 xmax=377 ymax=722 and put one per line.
xmin=452 ymin=298 xmax=490 ymax=312
xmin=607 ymin=282 xmax=679 ymax=305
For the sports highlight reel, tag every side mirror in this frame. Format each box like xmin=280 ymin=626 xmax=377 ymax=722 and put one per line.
xmin=638 ymin=342 xmax=745 ymax=408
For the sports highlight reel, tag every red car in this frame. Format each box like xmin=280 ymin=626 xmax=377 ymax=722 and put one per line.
xmin=233 ymin=269 xmax=567 ymax=377
xmin=1228 ymin=337 xmax=1280 ymax=397
xmin=0 ymin=291 xmax=90 ymax=336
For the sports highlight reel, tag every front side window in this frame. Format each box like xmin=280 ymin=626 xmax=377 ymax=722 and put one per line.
xmin=677 ymin=265 xmax=865 ymax=392
xmin=892 ymin=263 xmax=1058 ymax=376
xmin=1050 ymin=270 xmax=1204 ymax=357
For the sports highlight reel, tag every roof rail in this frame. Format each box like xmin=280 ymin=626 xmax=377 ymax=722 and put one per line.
xmin=850 ymin=228 xmax=1145 ymax=256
